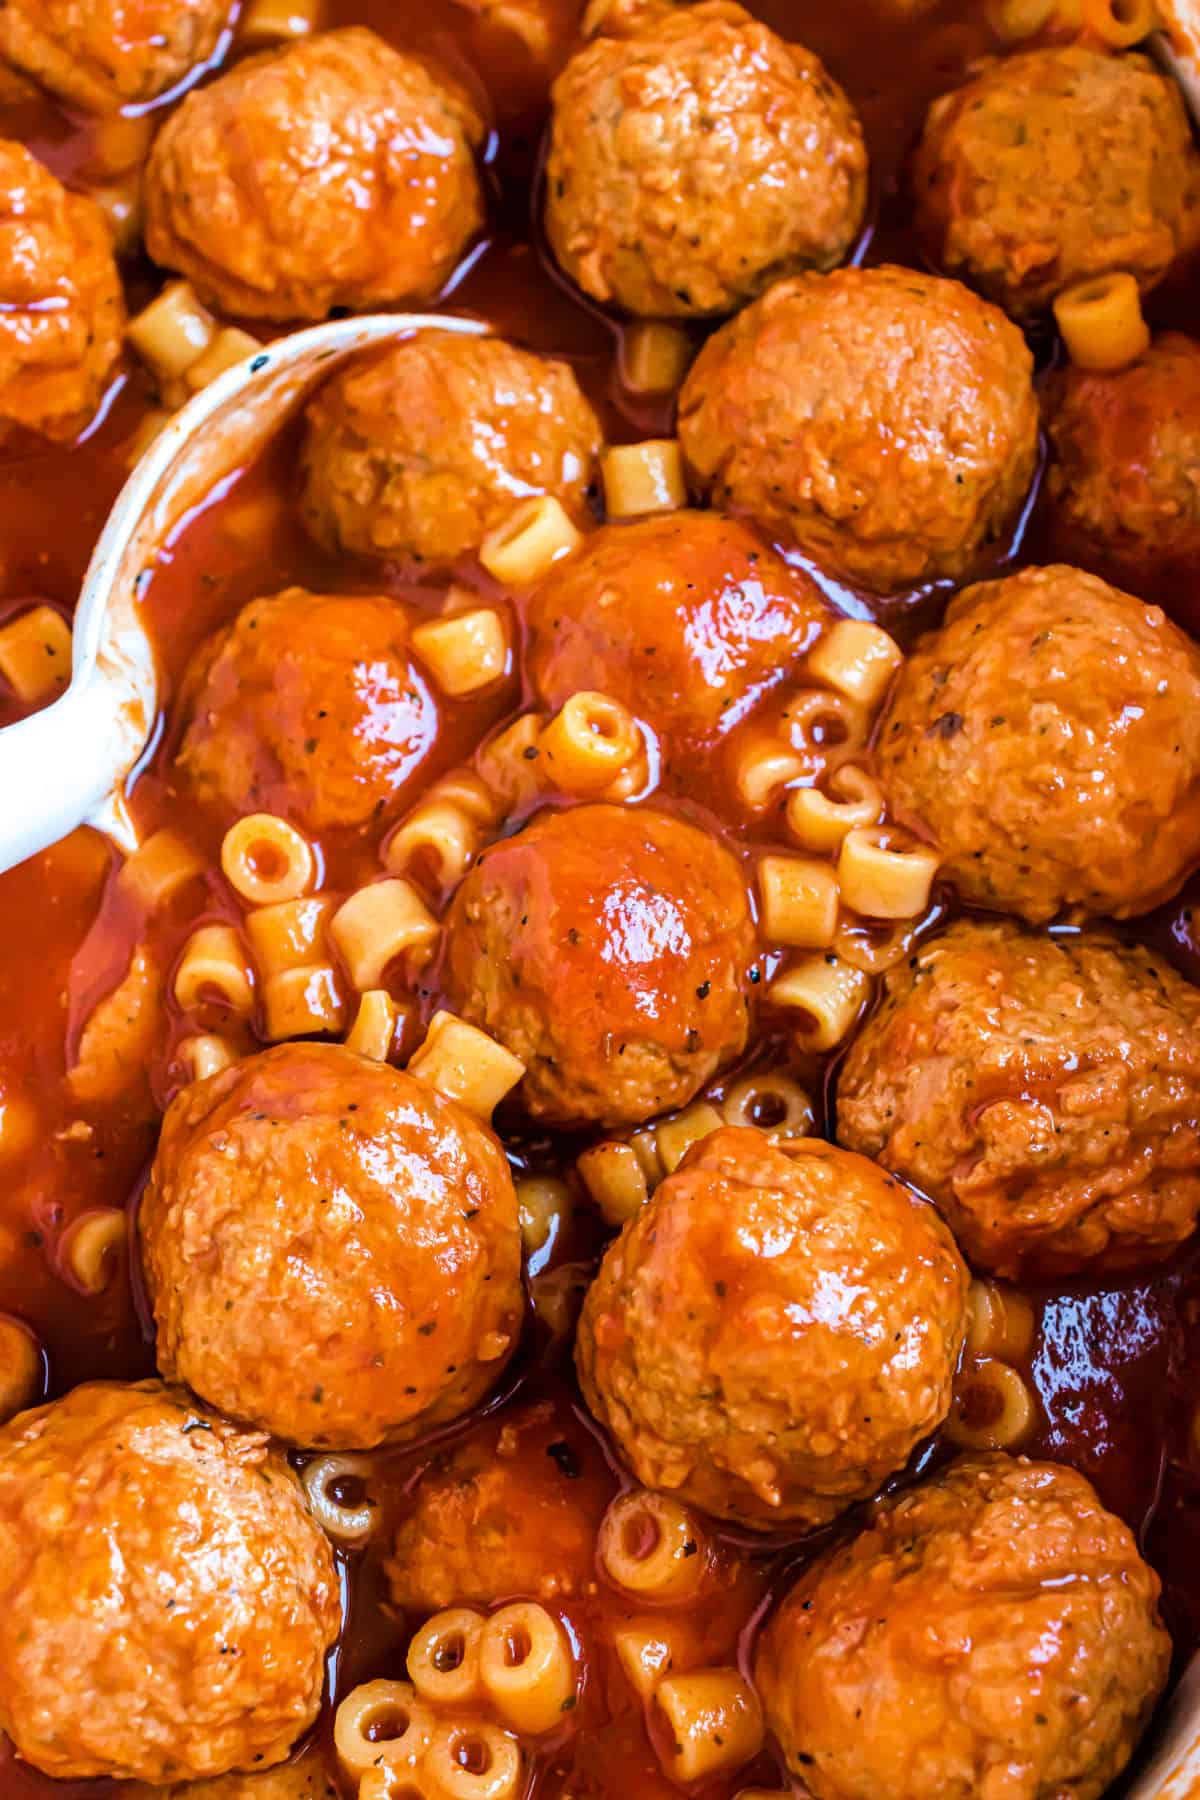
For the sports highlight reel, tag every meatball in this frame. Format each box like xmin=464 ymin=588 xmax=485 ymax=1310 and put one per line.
xmin=144 ymin=28 xmax=484 ymax=321
xmin=442 ymin=804 xmax=755 ymax=1128
xmin=139 ymin=1042 xmax=523 ymax=1450
xmin=175 ymin=587 xmax=439 ymax=832
xmin=677 ymin=265 xmax=1037 ymax=592
xmin=544 ymin=0 xmax=867 ymax=318
xmin=0 ymin=0 xmax=229 ymax=112
xmin=126 ymin=1761 xmax=338 ymax=1800
xmin=1043 ymin=333 xmax=1200 ymax=582
xmin=576 ymin=1128 xmax=969 ymax=1529
xmin=911 ymin=47 xmax=1200 ymax=320
xmin=754 ymin=1452 xmax=1171 ymax=1800
xmin=384 ymin=1401 xmax=608 ymax=1611
xmin=0 ymin=139 xmax=124 ymax=445
xmin=0 ymin=1379 xmax=339 ymax=1784
xmin=299 ymin=331 xmax=602 ymax=571
xmin=837 ymin=918 xmax=1200 ymax=1279
xmin=526 ymin=511 xmax=827 ymax=761
xmin=875 ymin=564 xmax=1200 ymax=922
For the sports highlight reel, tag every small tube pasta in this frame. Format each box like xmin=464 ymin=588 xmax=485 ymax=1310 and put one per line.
xmin=118 ymin=828 xmax=204 ymax=909
xmin=806 ymin=619 xmax=903 ymax=713
xmin=0 ymin=605 xmax=72 ymax=704
xmin=411 ymin=609 xmax=510 ymax=697
xmin=837 ymin=827 xmax=940 ymax=921
xmin=786 ymin=764 xmax=883 ymax=853
xmin=407 ymin=1608 xmax=485 ymax=1707
xmin=537 ymin=692 xmax=640 ymax=793
xmin=345 ymin=990 xmax=400 ymax=1062
xmin=245 ymin=896 xmax=334 ymax=977
xmin=479 ymin=1601 xmax=577 ymax=1734
xmin=598 ymin=1490 xmax=707 ymax=1601
xmin=654 ymin=1102 xmax=724 ymax=1175
xmin=126 ymin=280 xmax=216 ymax=382
xmin=124 ymin=407 xmax=173 ymax=469
xmin=184 ymin=327 xmax=262 ymax=393
xmin=239 ymin=0 xmax=325 ymax=42
xmin=385 ymin=801 xmax=482 ymax=891
xmin=621 ymin=322 xmax=694 ymax=395
xmin=330 ymin=880 xmax=441 ymax=991
xmin=576 ymin=1140 xmax=649 ymax=1226
xmin=769 ymin=952 xmax=872 ymax=1052
xmin=721 ymin=1072 xmax=814 ymax=1139
xmin=601 ymin=440 xmax=688 ymax=519
xmin=301 ymin=1453 xmax=377 ymax=1547
xmin=261 ymin=964 xmax=346 ymax=1042
xmin=1053 ymin=272 xmax=1150 ymax=373
xmin=220 ymin=813 xmax=315 ymax=906
xmin=654 ymin=1669 xmax=764 ymax=1783
xmin=783 ymin=686 xmax=869 ymax=756
xmin=516 ymin=1176 xmax=572 ymax=1266
xmin=174 ymin=925 xmax=255 ymax=1016
xmin=832 ymin=911 xmax=920 ymax=975
xmin=945 ymin=1358 xmax=1037 ymax=1451
xmin=965 ymin=1280 xmax=1036 ymax=1361
xmin=334 ymin=1680 xmax=434 ymax=1784
xmin=612 ymin=1618 xmax=683 ymax=1698
xmin=407 ymin=1011 xmax=526 ymax=1119
xmin=0 ymin=1315 xmax=41 ymax=1425
xmin=480 ymin=495 xmax=582 ymax=587
xmin=732 ymin=733 xmax=806 ymax=814
xmin=424 ymin=1721 xmax=522 ymax=1800
xmin=178 ymin=1034 xmax=238 ymax=1082
xmin=987 ymin=0 xmax=1056 ymax=37
xmin=758 ymin=854 xmax=840 ymax=949
xmin=90 ymin=177 xmax=143 ymax=255
xmin=58 ymin=1207 xmax=127 ymax=1296
xmin=475 ymin=711 xmax=548 ymax=812
xmin=1083 ymin=0 xmax=1155 ymax=45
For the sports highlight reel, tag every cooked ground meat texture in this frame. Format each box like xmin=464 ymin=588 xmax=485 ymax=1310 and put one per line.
xmin=384 ymin=1401 xmax=608 ymax=1611
xmin=174 ymin=587 xmax=439 ymax=832
xmin=0 ymin=139 xmax=124 ymax=445
xmin=1043 ymin=333 xmax=1200 ymax=582
xmin=544 ymin=0 xmax=867 ymax=318
xmin=139 ymin=1043 xmax=523 ymax=1450
xmin=525 ymin=510 xmax=827 ymax=763
xmin=441 ymin=803 xmax=755 ymax=1128
xmin=755 ymin=1452 xmax=1171 ymax=1800
xmin=677 ymin=265 xmax=1038 ymax=592
xmin=875 ymin=564 xmax=1200 ymax=922
xmin=0 ymin=0 xmax=230 ymax=112
xmin=125 ymin=1759 xmax=339 ymax=1800
xmin=0 ymin=1380 xmax=339 ymax=1784
xmin=911 ymin=46 xmax=1200 ymax=320
xmin=144 ymin=28 xmax=484 ymax=321
xmin=836 ymin=917 xmax=1200 ymax=1280
xmin=299 ymin=331 xmax=602 ymax=571
xmin=576 ymin=1128 xmax=968 ymax=1530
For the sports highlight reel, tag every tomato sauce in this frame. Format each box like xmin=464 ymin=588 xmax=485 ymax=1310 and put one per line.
xmin=0 ymin=2 xmax=1199 ymax=1796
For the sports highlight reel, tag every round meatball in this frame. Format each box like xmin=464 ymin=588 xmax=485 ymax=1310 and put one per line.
xmin=0 ymin=0 xmax=229 ymax=112
xmin=576 ymin=1128 xmax=969 ymax=1529
xmin=442 ymin=804 xmax=755 ymax=1128
xmin=299 ymin=331 xmax=602 ymax=570
xmin=0 ymin=139 xmax=124 ymax=445
xmin=544 ymin=0 xmax=867 ymax=318
xmin=526 ymin=511 xmax=828 ymax=761
xmin=144 ymin=28 xmax=484 ymax=321
xmin=678 ymin=265 xmax=1038 ymax=591
xmin=384 ymin=1401 xmax=608 ymax=1611
xmin=876 ymin=564 xmax=1200 ymax=922
xmin=755 ymin=1452 xmax=1171 ymax=1800
xmin=837 ymin=918 xmax=1200 ymax=1279
xmin=0 ymin=1379 xmax=339 ymax=1784
xmin=126 ymin=1760 xmax=338 ymax=1800
xmin=1044 ymin=333 xmax=1200 ymax=581
xmin=911 ymin=47 xmax=1200 ymax=320
xmin=139 ymin=1043 xmax=523 ymax=1450
xmin=175 ymin=587 xmax=439 ymax=832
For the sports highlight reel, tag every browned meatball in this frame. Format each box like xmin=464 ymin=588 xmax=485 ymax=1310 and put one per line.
xmin=0 ymin=139 xmax=124 ymax=445
xmin=755 ymin=1452 xmax=1171 ymax=1800
xmin=175 ymin=587 xmax=440 ymax=832
xmin=544 ymin=0 xmax=867 ymax=318
xmin=911 ymin=47 xmax=1200 ymax=320
xmin=837 ymin=918 xmax=1200 ymax=1279
xmin=384 ymin=1401 xmax=609 ymax=1611
xmin=678 ymin=266 xmax=1038 ymax=591
xmin=299 ymin=331 xmax=602 ymax=571
xmin=1043 ymin=334 xmax=1200 ymax=582
xmin=0 ymin=1380 xmax=339 ymax=1784
xmin=526 ymin=511 xmax=828 ymax=762
xmin=0 ymin=0 xmax=229 ymax=112
xmin=576 ymin=1128 xmax=968 ymax=1529
xmin=442 ymin=804 xmax=755 ymax=1128
xmin=126 ymin=1758 xmax=338 ymax=1800
xmin=144 ymin=28 xmax=484 ymax=321
xmin=876 ymin=564 xmax=1200 ymax=922
xmin=140 ymin=1043 xmax=523 ymax=1450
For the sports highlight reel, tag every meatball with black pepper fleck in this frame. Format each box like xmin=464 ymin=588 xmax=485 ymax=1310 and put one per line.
xmin=0 ymin=1380 xmax=339 ymax=1784
xmin=755 ymin=1452 xmax=1171 ymax=1800
xmin=576 ymin=1128 xmax=969 ymax=1529
xmin=0 ymin=0 xmax=230 ymax=112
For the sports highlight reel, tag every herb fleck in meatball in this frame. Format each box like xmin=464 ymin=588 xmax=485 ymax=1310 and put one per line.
xmin=299 ymin=331 xmax=602 ymax=571
xmin=140 ymin=1043 xmax=523 ymax=1450
xmin=755 ymin=1452 xmax=1171 ymax=1800
xmin=175 ymin=588 xmax=440 ymax=833
xmin=911 ymin=46 xmax=1200 ymax=319
xmin=442 ymin=804 xmax=755 ymax=1128
xmin=0 ymin=139 xmax=124 ymax=445
xmin=876 ymin=564 xmax=1200 ymax=922
xmin=0 ymin=1380 xmax=339 ymax=1784
xmin=576 ymin=1128 xmax=968 ymax=1529
xmin=144 ymin=28 xmax=484 ymax=321
xmin=837 ymin=918 xmax=1200 ymax=1279
xmin=545 ymin=0 xmax=867 ymax=318
xmin=0 ymin=0 xmax=230 ymax=112
xmin=678 ymin=265 xmax=1037 ymax=591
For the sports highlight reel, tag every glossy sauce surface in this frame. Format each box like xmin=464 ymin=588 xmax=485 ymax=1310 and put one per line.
xmin=1 ymin=1 xmax=1199 ymax=1796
